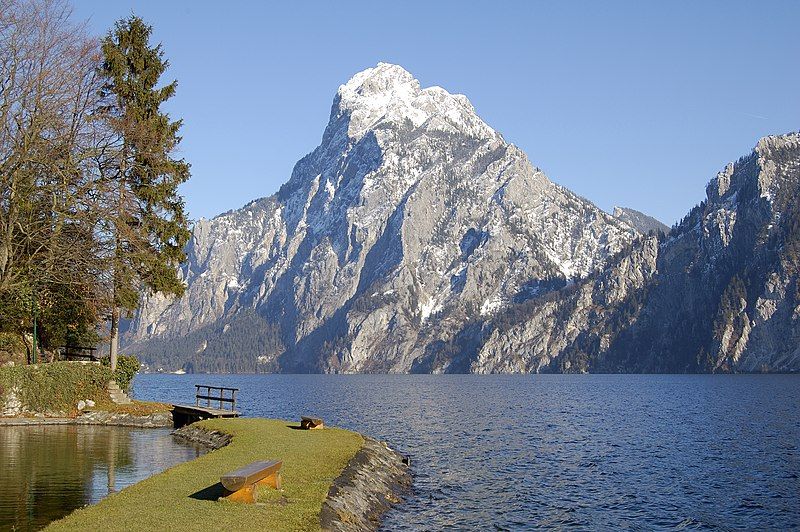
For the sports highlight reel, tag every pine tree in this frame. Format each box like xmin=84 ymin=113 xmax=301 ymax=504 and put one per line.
xmin=99 ymin=16 xmax=190 ymax=370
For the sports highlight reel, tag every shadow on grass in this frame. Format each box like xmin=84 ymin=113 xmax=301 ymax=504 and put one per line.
xmin=189 ymin=482 xmax=226 ymax=501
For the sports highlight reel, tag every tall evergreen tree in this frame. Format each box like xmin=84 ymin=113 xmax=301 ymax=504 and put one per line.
xmin=99 ymin=16 xmax=190 ymax=370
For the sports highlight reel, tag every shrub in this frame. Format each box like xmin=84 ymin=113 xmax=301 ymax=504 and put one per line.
xmin=0 ymin=362 xmax=113 ymax=414
xmin=0 ymin=332 xmax=26 ymax=365
xmin=101 ymin=354 xmax=140 ymax=392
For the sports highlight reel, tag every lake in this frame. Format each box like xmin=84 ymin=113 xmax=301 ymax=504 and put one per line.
xmin=132 ymin=374 xmax=800 ymax=530
xmin=0 ymin=425 xmax=206 ymax=531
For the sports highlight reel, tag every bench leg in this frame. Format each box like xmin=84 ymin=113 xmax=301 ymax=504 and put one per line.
xmin=224 ymin=485 xmax=255 ymax=504
xmin=221 ymin=473 xmax=282 ymax=504
xmin=257 ymin=472 xmax=281 ymax=490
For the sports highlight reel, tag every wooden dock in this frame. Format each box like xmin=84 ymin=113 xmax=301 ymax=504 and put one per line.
xmin=172 ymin=404 xmax=239 ymax=428
xmin=172 ymin=385 xmax=240 ymax=428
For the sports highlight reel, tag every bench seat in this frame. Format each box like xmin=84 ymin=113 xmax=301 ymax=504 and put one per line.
xmin=220 ymin=459 xmax=282 ymax=503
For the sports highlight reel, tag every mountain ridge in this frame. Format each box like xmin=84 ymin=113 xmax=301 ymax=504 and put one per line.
xmin=125 ymin=64 xmax=800 ymax=374
xmin=612 ymin=206 xmax=670 ymax=234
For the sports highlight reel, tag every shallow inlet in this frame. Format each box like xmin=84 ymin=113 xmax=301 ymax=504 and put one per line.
xmin=0 ymin=425 xmax=207 ymax=531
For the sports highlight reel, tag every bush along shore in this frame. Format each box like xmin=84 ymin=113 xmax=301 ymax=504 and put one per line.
xmin=0 ymin=361 xmax=172 ymax=426
xmin=47 ymin=418 xmax=411 ymax=531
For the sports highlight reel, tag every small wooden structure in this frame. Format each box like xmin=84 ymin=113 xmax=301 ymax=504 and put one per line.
xmin=171 ymin=384 xmax=239 ymax=428
xmin=61 ymin=345 xmax=99 ymax=362
xmin=194 ymin=384 xmax=238 ymax=410
xmin=300 ymin=416 xmax=324 ymax=430
xmin=220 ymin=460 xmax=282 ymax=503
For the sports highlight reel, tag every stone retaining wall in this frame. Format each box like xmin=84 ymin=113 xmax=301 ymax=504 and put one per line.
xmin=0 ymin=410 xmax=173 ymax=428
xmin=171 ymin=424 xmax=232 ymax=449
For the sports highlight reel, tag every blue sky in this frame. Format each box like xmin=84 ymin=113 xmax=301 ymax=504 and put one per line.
xmin=72 ymin=1 xmax=799 ymax=225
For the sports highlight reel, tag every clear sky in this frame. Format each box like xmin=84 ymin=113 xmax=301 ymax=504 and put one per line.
xmin=71 ymin=1 xmax=799 ymax=225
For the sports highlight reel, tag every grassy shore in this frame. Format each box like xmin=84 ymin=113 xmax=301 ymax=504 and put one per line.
xmin=47 ymin=418 xmax=364 ymax=531
xmin=88 ymin=398 xmax=172 ymax=416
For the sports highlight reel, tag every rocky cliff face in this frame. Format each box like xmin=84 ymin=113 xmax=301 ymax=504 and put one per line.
xmin=125 ymin=64 xmax=800 ymax=374
xmin=469 ymin=133 xmax=800 ymax=373
xmin=125 ymin=63 xmax=637 ymax=372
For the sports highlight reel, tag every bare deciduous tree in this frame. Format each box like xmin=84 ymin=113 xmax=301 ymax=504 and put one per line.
xmin=0 ymin=0 xmax=110 ymax=359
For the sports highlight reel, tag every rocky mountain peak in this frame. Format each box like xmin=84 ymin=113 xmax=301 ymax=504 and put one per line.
xmin=339 ymin=62 xmax=419 ymax=100
xmin=706 ymin=132 xmax=800 ymax=207
xmin=126 ymin=64 xmax=647 ymax=373
xmin=126 ymin=56 xmax=800 ymax=375
xmin=332 ymin=62 xmax=496 ymax=141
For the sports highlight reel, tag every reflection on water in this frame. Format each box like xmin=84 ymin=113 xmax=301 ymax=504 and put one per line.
xmin=0 ymin=425 xmax=206 ymax=531
xmin=133 ymin=373 xmax=800 ymax=530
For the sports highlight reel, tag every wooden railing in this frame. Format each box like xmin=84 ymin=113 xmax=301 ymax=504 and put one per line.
xmin=195 ymin=384 xmax=238 ymax=411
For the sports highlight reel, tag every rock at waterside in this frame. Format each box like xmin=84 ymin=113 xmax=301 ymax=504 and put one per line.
xmin=320 ymin=436 xmax=411 ymax=531
xmin=1 ymin=388 xmax=23 ymax=417
xmin=172 ymin=424 xmax=232 ymax=450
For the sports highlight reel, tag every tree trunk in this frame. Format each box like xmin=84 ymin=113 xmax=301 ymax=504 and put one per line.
xmin=21 ymin=332 xmax=32 ymax=365
xmin=109 ymin=306 xmax=120 ymax=371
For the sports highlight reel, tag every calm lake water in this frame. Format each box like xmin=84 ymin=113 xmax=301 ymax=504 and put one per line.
xmin=0 ymin=425 xmax=206 ymax=531
xmin=131 ymin=374 xmax=800 ymax=530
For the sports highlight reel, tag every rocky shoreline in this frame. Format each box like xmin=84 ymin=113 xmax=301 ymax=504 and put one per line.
xmin=320 ymin=436 xmax=412 ymax=531
xmin=172 ymin=424 xmax=412 ymax=530
xmin=2 ymin=415 xmax=412 ymax=529
xmin=172 ymin=423 xmax=232 ymax=449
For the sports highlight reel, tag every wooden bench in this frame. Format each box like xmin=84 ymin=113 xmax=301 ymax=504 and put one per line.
xmin=301 ymin=416 xmax=324 ymax=430
xmin=220 ymin=460 xmax=282 ymax=503
xmin=61 ymin=345 xmax=100 ymax=362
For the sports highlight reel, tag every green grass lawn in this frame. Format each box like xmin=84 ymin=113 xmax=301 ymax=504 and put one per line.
xmin=46 ymin=418 xmax=363 ymax=531
xmin=90 ymin=398 xmax=173 ymax=416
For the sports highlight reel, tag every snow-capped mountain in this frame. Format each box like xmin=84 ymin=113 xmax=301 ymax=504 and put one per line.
xmin=125 ymin=63 xmax=638 ymax=372
xmin=127 ymin=63 xmax=800 ymax=374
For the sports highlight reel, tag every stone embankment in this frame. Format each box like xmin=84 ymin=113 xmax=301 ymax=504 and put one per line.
xmin=321 ymin=436 xmax=412 ymax=531
xmin=172 ymin=423 xmax=232 ymax=449
xmin=0 ymin=410 xmax=173 ymax=427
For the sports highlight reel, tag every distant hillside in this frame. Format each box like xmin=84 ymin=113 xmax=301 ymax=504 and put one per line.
xmin=613 ymin=206 xmax=670 ymax=234
xmin=471 ymin=133 xmax=800 ymax=374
